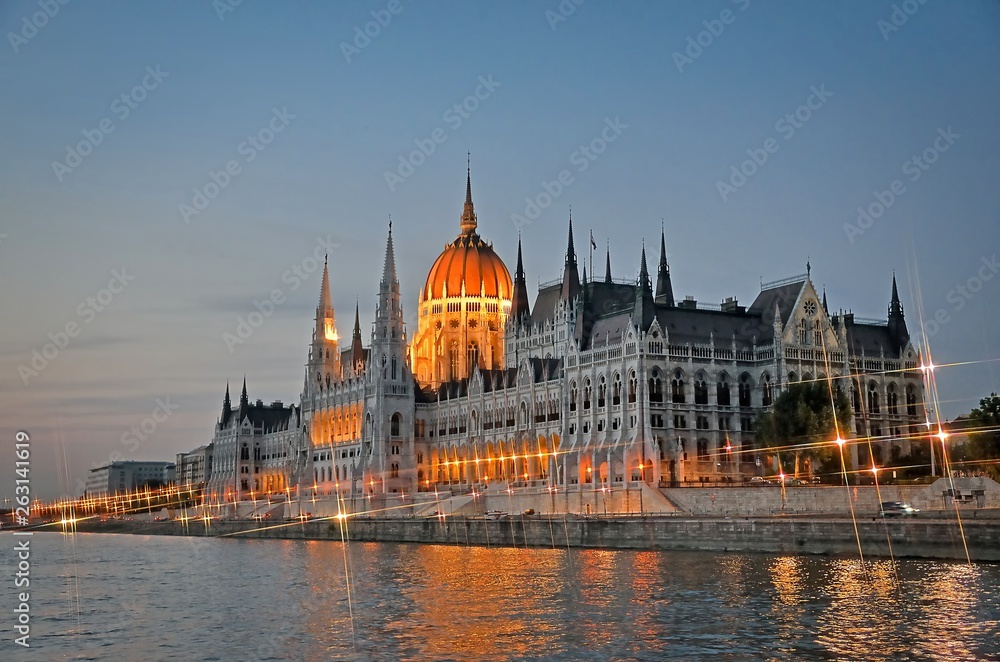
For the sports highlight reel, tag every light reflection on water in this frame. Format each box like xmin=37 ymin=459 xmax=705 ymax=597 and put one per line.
xmin=3 ymin=532 xmax=1000 ymax=661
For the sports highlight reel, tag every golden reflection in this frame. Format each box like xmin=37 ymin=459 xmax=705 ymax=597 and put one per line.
xmin=913 ymin=563 xmax=987 ymax=661
xmin=815 ymin=559 xmax=909 ymax=661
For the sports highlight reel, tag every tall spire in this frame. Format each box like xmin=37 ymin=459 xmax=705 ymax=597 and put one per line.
xmin=460 ymin=155 xmax=477 ymax=235
xmin=221 ymin=382 xmax=232 ymax=425
xmin=632 ymin=243 xmax=654 ymax=330
xmin=318 ymin=252 xmax=331 ymax=311
xmin=560 ymin=211 xmax=581 ymax=302
xmin=654 ymin=224 xmax=674 ymax=307
xmin=240 ymin=376 xmax=248 ymax=410
xmin=351 ymin=299 xmax=365 ymax=373
xmin=887 ymin=271 xmax=909 ymax=350
xmin=889 ymin=272 xmax=902 ymax=316
xmin=822 ymin=286 xmax=829 ymax=315
xmin=382 ymin=217 xmax=398 ymax=286
xmin=605 ymin=241 xmax=612 ymax=283
xmin=510 ymin=234 xmax=531 ymax=322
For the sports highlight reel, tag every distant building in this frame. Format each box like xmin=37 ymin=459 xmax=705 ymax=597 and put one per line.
xmin=85 ymin=461 xmax=176 ymax=498
xmin=175 ymin=444 xmax=213 ymax=488
xmin=184 ymin=168 xmax=927 ymax=501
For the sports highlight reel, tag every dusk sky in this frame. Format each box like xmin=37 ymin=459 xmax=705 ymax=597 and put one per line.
xmin=2 ymin=0 xmax=998 ymax=500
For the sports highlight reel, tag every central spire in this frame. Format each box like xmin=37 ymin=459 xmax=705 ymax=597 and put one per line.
xmin=460 ymin=154 xmax=477 ymax=235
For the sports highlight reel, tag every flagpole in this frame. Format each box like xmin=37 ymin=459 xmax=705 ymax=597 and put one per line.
xmin=589 ymin=230 xmax=594 ymax=280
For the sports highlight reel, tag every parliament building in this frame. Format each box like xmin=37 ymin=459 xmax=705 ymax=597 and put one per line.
xmin=185 ymin=168 xmax=927 ymax=506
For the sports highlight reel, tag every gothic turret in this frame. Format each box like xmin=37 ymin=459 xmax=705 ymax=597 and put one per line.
xmin=632 ymin=243 xmax=655 ymax=331
xmin=373 ymin=220 xmax=407 ymax=383
xmin=220 ymin=382 xmax=232 ymax=428
xmin=654 ymin=225 xmax=674 ymax=307
xmin=887 ymin=272 xmax=909 ymax=350
xmin=239 ymin=376 xmax=249 ymax=410
xmin=560 ymin=213 xmax=581 ymax=303
xmin=604 ymin=243 xmax=612 ymax=283
xmin=306 ymin=254 xmax=341 ymax=394
xmin=350 ymin=300 xmax=365 ymax=375
xmin=510 ymin=234 xmax=531 ymax=324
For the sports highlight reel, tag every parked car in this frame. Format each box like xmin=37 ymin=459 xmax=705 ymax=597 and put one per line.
xmin=879 ymin=501 xmax=918 ymax=518
xmin=749 ymin=476 xmax=766 ymax=483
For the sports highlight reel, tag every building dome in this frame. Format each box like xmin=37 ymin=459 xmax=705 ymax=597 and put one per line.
xmin=423 ymin=233 xmax=512 ymax=300
xmin=421 ymin=167 xmax=512 ymax=301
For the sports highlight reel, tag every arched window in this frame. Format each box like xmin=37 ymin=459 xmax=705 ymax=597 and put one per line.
xmin=788 ymin=372 xmax=797 ymax=383
xmin=598 ymin=376 xmax=607 ymax=408
xmin=905 ymin=385 xmax=917 ymax=417
xmin=569 ymin=381 xmax=578 ymax=412
xmin=717 ymin=375 xmax=731 ymax=406
xmin=627 ymin=371 xmax=637 ymax=404
xmin=799 ymin=319 xmax=808 ymax=344
xmin=887 ymin=384 xmax=899 ymax=415
xmin=390 ymin=412 xmax=401 ymax=437
xmin=468 ymin=342 xmax=479 ymax=372
xmin=738 ymin=374 xmax=752 ymax=407
xmin=583 ymin=379 xmax=592 ymax=410
xmin=867 ymin=382 xmax=880 ymax=414
xmin=391 ymin=356 xmax=397 ymax=380
xmin=649 ymin=370 xmax=663 ymax=403
xmin=762 ymin=374 xmax=773 ymax=407
xmin=694 ymin=374 xmax=708 ymax=405
xmin=612 ymin=373 xmax=622 ymax=406
xmin=851 ymin=381 xmax=861 ymax=412
xmin=814 ymin=326 xmax=823 ymax=346
xmin=671 ymin=371 xmax=685 ymax=404
xmin=449 ymin=342 xmax=460 ymax=381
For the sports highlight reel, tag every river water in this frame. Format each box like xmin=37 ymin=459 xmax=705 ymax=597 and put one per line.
xmin=2 ymin=532 xmax=999 ymax=661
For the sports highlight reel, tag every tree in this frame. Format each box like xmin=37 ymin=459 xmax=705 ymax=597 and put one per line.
xmin=964 ymin=393 xmax=1000 ymax=479
xmin=755 ymin=382 xmax=853 ymax=477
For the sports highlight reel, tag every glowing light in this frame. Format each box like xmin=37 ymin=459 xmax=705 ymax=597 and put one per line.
xmin=870 ymin=466 xmax=879 ymax=476
xmin=834 ymin=437 xmax=846 ymax=447
xmin=937 ymin=429 xmax=950 ymax=443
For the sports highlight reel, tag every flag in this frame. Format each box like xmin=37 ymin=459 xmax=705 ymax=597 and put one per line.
xmin=590 ymin=230 xmax=597 ymax=250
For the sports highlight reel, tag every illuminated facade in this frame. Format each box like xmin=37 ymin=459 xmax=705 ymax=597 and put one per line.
xmin=409 ymin=169 xmax=512 ymax=387
xmin=193 ymin=169 xmax=926 ymax=504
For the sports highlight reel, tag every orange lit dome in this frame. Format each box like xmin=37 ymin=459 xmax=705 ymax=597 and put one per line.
xmin=422 ymin=172 xmax=512 ymax=301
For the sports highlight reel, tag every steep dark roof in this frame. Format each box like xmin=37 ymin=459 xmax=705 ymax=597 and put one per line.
xmin=747 ymin=281 xmax=804 ymax=327
xmin=845 ymin=321 xmax=903 ymax=359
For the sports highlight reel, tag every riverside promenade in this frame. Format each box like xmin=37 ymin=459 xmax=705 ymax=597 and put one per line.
xmin=43 ymin=511 xmax=1000 ymax=562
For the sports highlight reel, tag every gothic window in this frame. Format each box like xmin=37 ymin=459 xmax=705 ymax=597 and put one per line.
xmin=391 ymin=357 xmax=397 ymax=380
xmin=612 ymin=373 xmax=622 ymax=406
xmin=671 ymin=371 xmax=685 ymax=404
xmin=449 ymin=342 xmax=460 ymax=380
xmin=738 ymin=373 xmax=752 ymax=407
xmin=583 ymin=378 xmax=592 ymax=410
xmin=799 ymin=319 xmax=808 ymax=344
xmin=717 ymin=375 xmax=731 ymax=406
xmin=905 ymin=385 xmax=918 ymax=417
xmin=762 ymin=374 xmax=773 ymax=407
xmin=390 ymin=412 xmax=401 ymax=437
xmin=627 ymin=371 xmax=637 ymax=404
xmin=649 ymin=370 xmax=663 ymax=403
xmin=598 ymin=376 xmax=607 ymax=408
xmin=887 ymin=383 xmax=899 ymax=415
xmin=468 ymin=342 xmax=479 ymax=372
xmin=570 ymin=381 xmax=578 ymax=412
xmin=867 ymin=382 xmax=880 ymax=414
xmin=852 ymin=380 xmax=861 ymax=412
xmin=694 ymin=374 xmax=708 ymax=405
xmin=814 ymin=327 xmax=823 ymax=346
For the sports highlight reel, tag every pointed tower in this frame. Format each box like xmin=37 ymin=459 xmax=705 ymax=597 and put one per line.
xmin=654 ymin=225 xmax=674 ymax=307
xmin=239 ymin=376 xmax=249 ymax=411
xmin=632 ymin=243 xmax=655 ymax=331
xmin=306 ymin=254 xmax=341 ymax=396
xmin=350 ymin=300 xmax=366 ymax=376
xmin=510 ymin=234 xmax=531 ymax=324
xmin=560 ymin=213 xmax=581 ymax=303
xmin=887 ymin=272 xmax=909 ymax=350
xmin=604 ymin=242 xmax=612 ymax=284
xmin=822 ymin=287 xmax=829 ymax=315
xmin=220 ymin=382 xmax=232 ymax=428
xmin=372 ymin=220 xmax=407 ymax=384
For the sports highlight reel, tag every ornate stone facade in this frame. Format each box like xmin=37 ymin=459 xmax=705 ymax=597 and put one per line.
xmin=192 ymin=171 xmax=926 ymax=505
